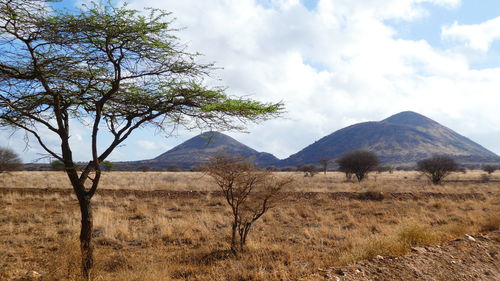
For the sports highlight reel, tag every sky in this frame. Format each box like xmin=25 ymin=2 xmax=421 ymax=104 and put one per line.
xmin=2 ymin=0 xmax=500 ymax=163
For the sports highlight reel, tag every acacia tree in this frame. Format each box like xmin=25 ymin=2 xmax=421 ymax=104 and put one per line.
xmin=318 ymin=158 xmax=332 ymax=175
xmin=417 ymin=155 xmax=458 ymax=184
xmin=0 ymin=147 xmax=22 ymax=173
xmin=336 ymin=149 xmax=379 ymax=182
xmin=482 ymin=165 xmax=497 ymax=175
xmin=203 ymin=155 xmax=292 ymax=254
xmin=0 ymin=1 xmax=282 ymax=279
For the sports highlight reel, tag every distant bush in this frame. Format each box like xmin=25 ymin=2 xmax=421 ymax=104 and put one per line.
xmin=297 ymin=164 xmax=318 ymax=177
xmin=266 ymin=166 xmax=279 ymax=172
xmin=482 ymin=165 xmax=497 ymax=175
xmin=417 ymin=155 xmax=458 ymax=185
xmin=336 ymin=150 xmax=379 ymax=182
xmin=50 ymin=160 xmax=65 ymax=171
xmin=166 ymin=165 xmax=181 ymax=172
xmin=318 ymin=158 xmax=333 ymax=175
xmin=102 ymin=161 xmax=115 ymax=172
xmin=280 ymin=166 xmax=296 ymax=172
xmin=0 ymin=147 xmax=22 ymax=173
xmin=139 ymin=165 xmax=150 ymax=172
xmin=376 ymin=165 xmax=394 ymax=174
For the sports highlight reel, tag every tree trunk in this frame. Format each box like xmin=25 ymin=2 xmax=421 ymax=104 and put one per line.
xmin=231 ymin=219 xmax=238 ymax=254
xmin=239 ymin=223 xmax=251 ymax=252
xmin=78 ymin=195 xmax=93 ymax=281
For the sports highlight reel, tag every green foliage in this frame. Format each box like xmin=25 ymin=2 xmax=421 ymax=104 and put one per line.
xmin=102 ymin=161 xmax=115 ymax=172
xmin=50 ymin=160 xmax=65 ymax=171
xmin=0 ymin=147 xmax=22 ymax=173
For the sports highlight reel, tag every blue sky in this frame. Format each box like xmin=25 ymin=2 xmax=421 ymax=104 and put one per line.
xmin=2 ymin=0 xmax=500 ymax=162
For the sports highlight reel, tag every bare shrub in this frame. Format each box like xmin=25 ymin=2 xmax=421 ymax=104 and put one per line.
xmin=417 ymin=156 xmax=458 ymax=184
xmin=0 ymin=147 xmax=22 ymax=173
xmin=336 ymin=150 xmax=379 ymax=182
xmin=203 ymin=155 xmax=293 ymax=254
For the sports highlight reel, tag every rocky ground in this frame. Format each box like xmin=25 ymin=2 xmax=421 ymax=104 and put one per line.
xmin=314 ymin=231 xmax=500 ymax=281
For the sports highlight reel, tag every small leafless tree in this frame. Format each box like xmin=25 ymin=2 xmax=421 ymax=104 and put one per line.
xmin=482 ymin=165 xmax=497 ymax=175
xmin=0 ymin=147 xmax=22 ymax=173
xmin=318 ymin=158 xmax=332 ymax=175
xmin=204 ymin=155 xmax=293 ymax=254
xmin=336 ymin=150 xmax=379 ymax=182
xmin=417 ymin=155 xmax=458 ymax=184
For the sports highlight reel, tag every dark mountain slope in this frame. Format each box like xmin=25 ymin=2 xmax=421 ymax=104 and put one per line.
xmin=140 ymin=131 xmax=279 ymax=169
xmin=280 ymin=111 xmax=499 ymax=167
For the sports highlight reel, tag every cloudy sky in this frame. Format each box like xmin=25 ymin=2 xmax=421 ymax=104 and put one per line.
xmin=2 ymin=0 xmax=500 ymax=162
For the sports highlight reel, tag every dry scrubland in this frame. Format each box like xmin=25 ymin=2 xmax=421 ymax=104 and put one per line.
xmin=0 ymin=171 xmax=499 ymax=280
xmin=1 ymin=170 xmax=499 ymax=192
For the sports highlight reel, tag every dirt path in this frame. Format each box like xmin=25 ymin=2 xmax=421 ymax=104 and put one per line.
xmin=314 ymin=231 xmax=500 ymax=281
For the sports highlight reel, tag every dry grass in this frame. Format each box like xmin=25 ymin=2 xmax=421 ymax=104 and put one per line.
xmin=1 ymin=170 xmax=499 ymax=193
xmin=0 ymin=171 xmax=499 ymax=280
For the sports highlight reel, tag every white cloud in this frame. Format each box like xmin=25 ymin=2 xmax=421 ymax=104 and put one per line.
xmin=442 ymin=16 xmax=500 ymax=51
xmin=136 ymin=140 xmax=160 ymax=151
xmin=120 ymin=0 xmax=499 ymax=158
xmin=6 ymin=0 xmax=500 ymax=162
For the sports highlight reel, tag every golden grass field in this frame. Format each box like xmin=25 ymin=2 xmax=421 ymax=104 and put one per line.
xmin=1 ymin=170 xmax=499 ymax=280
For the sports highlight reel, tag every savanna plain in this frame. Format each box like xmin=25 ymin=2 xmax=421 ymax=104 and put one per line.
xmin=1 ymin=170 xmax=499 ymax=280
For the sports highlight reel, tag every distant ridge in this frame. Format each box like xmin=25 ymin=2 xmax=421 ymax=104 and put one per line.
xmin=128 ymin=111 xmax=499 ymax=170
xmin=279 ymin=111 xmax=499 ymax=167
xmin=139 ymin=131 xmax=279 ymax=169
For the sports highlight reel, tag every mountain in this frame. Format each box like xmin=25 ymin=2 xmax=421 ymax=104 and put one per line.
xmin=139 ymin=131 xmax=279 ymax=169
xmin=280 ymin=111 xmax=500 ymax=167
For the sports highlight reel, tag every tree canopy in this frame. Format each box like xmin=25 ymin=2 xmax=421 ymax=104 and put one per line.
xmin=417 ymin=155 xmax=458 ymax=184
xmin=336 ymin=149 xmax=379 ymax=182
xmin=0 ymin=0 xmax=282 ymax=191
xmin=0 ymin=147 xmax=22 ymax=173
